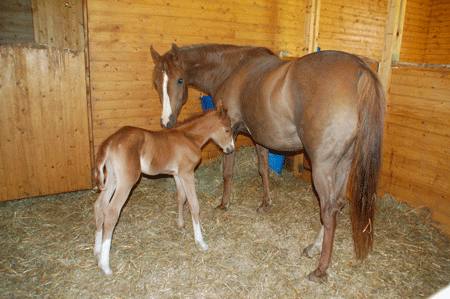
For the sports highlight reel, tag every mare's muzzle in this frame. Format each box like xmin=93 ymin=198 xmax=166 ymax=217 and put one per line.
xmin=223 ymin=144 xmax=235 ymax=155
xmin=161 ymin=116 xmax=177 ymax=129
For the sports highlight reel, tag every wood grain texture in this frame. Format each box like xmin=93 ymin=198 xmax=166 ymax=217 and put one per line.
xmin=0 ymin=44 xmax=91 ymax=201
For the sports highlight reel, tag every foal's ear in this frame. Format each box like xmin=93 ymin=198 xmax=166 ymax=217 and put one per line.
xmin=171 ymin=43 xmax=181 ymax=61
xmin=216 ymin=98 xmax=224 ymax=116
xmin=150 ymin=45 xmax=160 ymax=63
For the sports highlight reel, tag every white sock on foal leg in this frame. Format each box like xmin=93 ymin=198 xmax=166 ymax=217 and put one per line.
xmin=99 ymin=238 xmax=113 ymax=275
xmin=94 ymin=230 xmax=103 ymax=258
xmin=192 ymin=217 xmax=208 ymax=251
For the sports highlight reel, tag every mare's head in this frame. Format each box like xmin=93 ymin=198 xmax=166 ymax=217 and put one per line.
xmin=151 ymin=43 xmax=188 ymax=129
xmin=210 ymin=99 xmax=235 ymax=154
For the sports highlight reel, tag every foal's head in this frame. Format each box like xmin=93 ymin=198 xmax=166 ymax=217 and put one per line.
xmin=210 ymin=99 xmax=235 ymax=154
xmin=151 ymin=43 xmax=188 ymax=129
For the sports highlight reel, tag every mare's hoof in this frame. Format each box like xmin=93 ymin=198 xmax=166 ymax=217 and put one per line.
xmin=307 ymin=269 xmax=328 ymax=283
xmin=216 ymin=203 xmax=228 ymax=211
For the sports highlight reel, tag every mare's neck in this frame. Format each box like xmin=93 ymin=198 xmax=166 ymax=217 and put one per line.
xmin=181 ymin=44 xmax=276 ymax=95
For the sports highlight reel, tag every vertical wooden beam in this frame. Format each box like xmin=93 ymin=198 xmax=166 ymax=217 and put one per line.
xmin=379 ymin=0 xmax=407 ymax=93
xmin=294 ymin=0 xmax=321 ymax=180
xmin=303 ymin=0 xmax=321 ymax=55
xmin=393 ymin=0 xmax=407 ymax=62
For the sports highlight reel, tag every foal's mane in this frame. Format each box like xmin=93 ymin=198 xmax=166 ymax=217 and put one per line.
xmin=170 ymin=110 xmax=216 ymax=130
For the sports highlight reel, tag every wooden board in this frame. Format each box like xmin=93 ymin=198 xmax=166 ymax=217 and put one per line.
xmin=318 ymin=0 xmax=388 ymax=61
xmin=0 ymin=0 xmax=35 ymax=44
xmin=0 ymin=44 xmax=92 ymax=201
xmin=381 ymin=65 xmax=450 ymax=234
xmin=31 ymin=0 xmax=85 ymax=51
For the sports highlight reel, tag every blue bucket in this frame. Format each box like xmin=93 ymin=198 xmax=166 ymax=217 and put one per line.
xmin=268 ymin=152 xmax=285 ymax=174
xmin=200 ymin=96 xmax=215 ymax=111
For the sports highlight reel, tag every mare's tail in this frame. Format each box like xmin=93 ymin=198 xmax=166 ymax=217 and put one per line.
xmin=94 ymin=137 xmax=113 ymax=191
xmin=349 ymin=67 xmax=386 ymax=259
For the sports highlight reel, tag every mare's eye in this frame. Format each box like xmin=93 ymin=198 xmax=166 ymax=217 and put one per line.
xmin=178 ymin=78 xmax=183 ymax=84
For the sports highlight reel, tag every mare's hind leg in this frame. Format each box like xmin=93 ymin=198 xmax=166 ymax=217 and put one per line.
xmin=256 ymin=144 xmax=271 ymax=212
xmin=306 ymin=156 xmax=351 ymax=283
xmin=217 ymin=150 xmax=236 ymax=211
xmin=177 ymin=173 xmax=208 ymax=251
xmin=173 ymin=176 xmax=188 ymax=232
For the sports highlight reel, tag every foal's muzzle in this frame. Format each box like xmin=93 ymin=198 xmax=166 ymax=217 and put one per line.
xmin=161 ymin=116 xmax=177 ymax=129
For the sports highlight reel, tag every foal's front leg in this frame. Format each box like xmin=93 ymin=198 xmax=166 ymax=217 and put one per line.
xmin=173 ymin=176 xmax=187 ymax=232
xmin=177 ymin=173 xmax=208 ymax=251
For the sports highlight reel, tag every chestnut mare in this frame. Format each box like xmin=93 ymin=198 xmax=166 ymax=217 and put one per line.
xmin=93 ymin=100 xmax=234 ymax=275
xmin=150 ymin=43 xmax=386 ymax=282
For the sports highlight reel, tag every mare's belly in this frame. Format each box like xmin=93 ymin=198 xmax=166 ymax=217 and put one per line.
xmin=247 ymin=121 xmax=302 ymax=152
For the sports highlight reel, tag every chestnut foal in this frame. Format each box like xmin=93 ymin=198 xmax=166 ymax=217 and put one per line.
xmin=93 ymin=100 xmax=234 ymax=275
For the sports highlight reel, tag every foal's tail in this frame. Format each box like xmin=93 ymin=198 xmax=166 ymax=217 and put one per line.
xmin=94 ymin=137 xmax=113 ymax=191
xmin=349 ymin=68 xmax=386 ymax=259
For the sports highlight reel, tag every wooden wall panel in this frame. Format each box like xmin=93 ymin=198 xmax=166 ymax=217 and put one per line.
xmin=425 ymin=0 xmax=450 ymax=64
xmin=400 ymin=0 xmax=432 ymax=63
xmin=0 ymin=0 xmax=35 ymax=44
xmin=381 ymin=65 xmax=450 ymax=234
xmin=318 ymin=0 xmax=388 ymax=61
xmin=31 ymin=0 xmax=84 ymax=51
xmin=87 ymin=0 xmax=306 ymax=161
xmin=0 ymin=44 xmax=92 ymax=201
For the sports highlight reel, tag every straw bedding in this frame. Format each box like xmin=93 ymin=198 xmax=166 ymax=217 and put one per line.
xmin=1 ymin=146 xmax=449 ymax=298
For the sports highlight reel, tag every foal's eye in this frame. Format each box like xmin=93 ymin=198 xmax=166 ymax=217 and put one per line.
xmin=177 ymin=78 xmax=183 ymax=84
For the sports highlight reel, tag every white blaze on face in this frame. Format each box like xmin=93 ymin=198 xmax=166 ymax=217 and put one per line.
xmin=161 ymin=72 xmax=172 ymax=127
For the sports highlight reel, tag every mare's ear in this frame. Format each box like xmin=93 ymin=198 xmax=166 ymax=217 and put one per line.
xmin=150 ymin=45 xmax=160 ymax=63
xmin=171 ymin=43 xmax=181 ymax=61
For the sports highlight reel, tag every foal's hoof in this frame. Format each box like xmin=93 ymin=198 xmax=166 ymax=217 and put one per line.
xmin=216 ymin=203 xmax=228 ymax=211
xmin=307 ymin=269 xmax=328 ymax=284
xmin=257 ymin=203 xmax=270 ymax=213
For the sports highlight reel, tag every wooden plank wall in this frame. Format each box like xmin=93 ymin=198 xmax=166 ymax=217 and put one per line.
xmin=425 ymin=0 xmax=450 ymax=64
xmin=318 ymin=0 xmax=388 ymax=61
xmin=381 ymin=65 xmax=450 ymax=234
xmin=0 ymin=44 xmax=92 ymax=201
xmin=0 ymin=0 xmax=35 ymax=44
xmin=87 ymin=0 xmax=307 ymax=161
xmin=401 ymin=0 xmax=432 ymax=63
xmin=31 ymin=0 xmax=85 ymax=51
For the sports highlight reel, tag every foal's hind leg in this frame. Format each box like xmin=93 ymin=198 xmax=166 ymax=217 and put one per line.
xmin=256 ymin=144 xmax=271 ymax=213
xmin=94 ymin=160 xmax=116 ymax=259
xmin=98 ymin=182 xmax=135 ymax=275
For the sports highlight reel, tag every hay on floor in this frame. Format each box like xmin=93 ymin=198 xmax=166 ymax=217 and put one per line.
xmin=0 ymin=146 xmax=449 ymax=298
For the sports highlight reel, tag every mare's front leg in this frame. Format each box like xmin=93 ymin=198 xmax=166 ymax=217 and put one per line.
xmin=178 ymin=173 xmax=208 ymax=251
xmin=173 ymin=176 xmax=187 ymax=232
xmin=256 ymin=144 xmax=271 ymax=212
xmin=216 ymin=150 xmax=236 ymax=211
